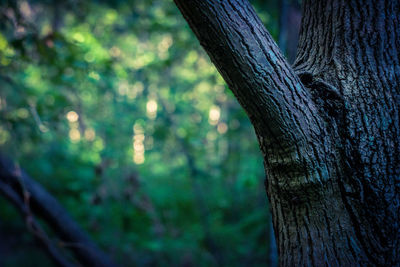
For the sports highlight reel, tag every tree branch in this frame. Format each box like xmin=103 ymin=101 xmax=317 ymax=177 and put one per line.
xmin=0 ymin=155 xmax=117 ymax=267
xmin=0 ymin=179 xmax=75 ymax=267
xmin=174 ymin=0 xmax=324 ymax=149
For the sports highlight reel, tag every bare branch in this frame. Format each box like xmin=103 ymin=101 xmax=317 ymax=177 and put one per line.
xmin=0 ymin=155 xmax=117 ymax=267
xmin=0 ymin=179 xmax=75 ymax=267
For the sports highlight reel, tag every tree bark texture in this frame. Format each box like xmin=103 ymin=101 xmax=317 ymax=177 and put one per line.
xmin=174 ymin=0 xmax=400 ymax=266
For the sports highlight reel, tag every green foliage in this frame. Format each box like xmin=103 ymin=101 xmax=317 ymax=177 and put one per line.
xmin=0 ymin=0 xmax=281 ymax=266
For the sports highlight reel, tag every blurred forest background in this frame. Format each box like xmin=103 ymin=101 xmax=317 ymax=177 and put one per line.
xmin=0 ymin=0 xmax=300 ymax=266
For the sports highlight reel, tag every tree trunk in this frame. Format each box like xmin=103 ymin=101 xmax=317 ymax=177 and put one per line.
xmin=174 ymin=0 xmax=400 ymax=266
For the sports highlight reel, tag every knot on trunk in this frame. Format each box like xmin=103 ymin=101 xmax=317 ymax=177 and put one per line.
xmin=298 ymin=72 xmax=345 ymax=121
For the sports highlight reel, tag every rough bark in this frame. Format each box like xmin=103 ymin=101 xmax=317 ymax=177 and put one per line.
xmin=174 ymin=0 xmax=400 ymax=266
xmin=0 ymin=155 xmax=117 ymax=267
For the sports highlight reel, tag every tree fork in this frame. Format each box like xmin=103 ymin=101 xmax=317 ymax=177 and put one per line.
xmin=174 ymin=0 xmax=400 ymax=266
